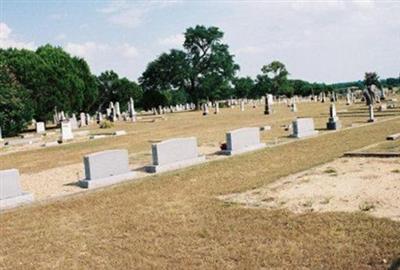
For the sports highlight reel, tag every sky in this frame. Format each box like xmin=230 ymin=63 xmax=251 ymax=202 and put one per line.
xmin=0 ymin=0 xmax=399 ymax=84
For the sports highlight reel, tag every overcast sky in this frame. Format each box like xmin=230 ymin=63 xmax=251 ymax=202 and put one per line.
xmin=1 ymin=0 xmax=399 ymax=83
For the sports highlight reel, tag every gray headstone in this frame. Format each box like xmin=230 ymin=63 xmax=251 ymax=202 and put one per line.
xmin=221 ymin=127 xmax=266 ymax=155
xmin=292 ymin=118 xmax=318 ymax=138
xmin=327 ymin=103 xmax=341 ymax=130
xmin=146 ymin=137 xmax=205 ymax=173
xmin=0 ymin=169 xmax=33 ymax=209
xmin=79 ymin=149 xmax=135 ymax=188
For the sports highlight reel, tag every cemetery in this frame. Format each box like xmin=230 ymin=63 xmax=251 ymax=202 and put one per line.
xmin=1 ymin=91 xmax=400 ymax=268
xmin=1 ymin=2 xmax=400 ymax=268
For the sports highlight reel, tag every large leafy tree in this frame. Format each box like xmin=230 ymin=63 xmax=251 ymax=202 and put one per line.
xmin=259 ymin=60 xmax=292 ymax=96
xmin=1 ymin=45 xmax=98 ymax=121
xmin=139 ymin=25 xmax=239 ymax=105
xmin=96 ymin=70 xmax=143 ymax=112
xmin=0 ymin=60 xmax=33 ymax=137
xmin=232 ymin=77 xmax=255 ymax=98
xmin=364 ymin=72 xmax=381 ymax=89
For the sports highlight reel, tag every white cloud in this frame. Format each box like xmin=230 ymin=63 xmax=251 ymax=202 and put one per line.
xmin=55 ymin=33 xmax=67 ymax=41
xmin=0 ymin=22 xmax=35 ymax=50
xmin=219 ymin=1 xmax=400 ymax=82
xmin=98 ymin=0 xmax=181 ymax=28
xmin=158 ymin=34 xmax=184 ymax=47
xmin=65 ymin=41 xmax=140 ymax=77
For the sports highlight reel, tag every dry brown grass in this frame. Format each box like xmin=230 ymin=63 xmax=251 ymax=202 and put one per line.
xmin=1 ymin=102 xmax=400 ymax=269
xmin=0 ymin=101 xmax=395 ymax=174
xmin=362 ymin=140 xmax=400 ymax=153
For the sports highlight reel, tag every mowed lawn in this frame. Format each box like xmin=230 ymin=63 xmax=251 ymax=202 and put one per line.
xmin=1 ymin=107 xmax=400 ymax=269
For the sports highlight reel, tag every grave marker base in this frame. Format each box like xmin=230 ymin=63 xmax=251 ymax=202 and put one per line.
xmin=79 ymin=171 xmax=137 ymax=189
xmin=220 ymin=143 xmax=266 ymax=156
xmin=0 ymin=193 xmax=34 ymax=210
xmin=145 ymin=156 xmax=206 ymax=173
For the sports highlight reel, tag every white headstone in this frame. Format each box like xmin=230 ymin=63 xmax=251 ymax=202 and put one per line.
xmin=80 ymin=113 xmax=86 ymax=127
xmin=61 ymin=121 xmax=74 ymax=142
xmin=203 ymin=103 xmax=209 ymax=115
xmin=214 ymin=102 xmax=219 ymax=114
xmin=36 ymin=122 xmax=45 ymax=134
xmin=368 ymin=104 xmax=375 ymax=122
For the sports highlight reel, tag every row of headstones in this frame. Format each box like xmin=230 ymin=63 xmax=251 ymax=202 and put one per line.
xmin=0 ymin=117 xmax=320 ymax=209
xmin=150 ymin=103 xmax=196 ymax=115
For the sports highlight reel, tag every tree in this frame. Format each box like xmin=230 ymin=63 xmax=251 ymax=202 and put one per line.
xmin=232 ymin=77 xmax=254 ymax=98
xmin=139 ymin=25 xmax=239 ymax=105
xmin=0 ymin=61 xmax=33 ymax=137
xmin=259 ymin=61 xmax=292 ymax=96
xmin=96 ymin=70 xmax=143 ymax=112
xmin=1 ymin=45 xmax=98 ymax=121
xmin=141 ymin=90 xmax=168 ymax=110
xmin=364 ymin=72 xmax=381 ymax=89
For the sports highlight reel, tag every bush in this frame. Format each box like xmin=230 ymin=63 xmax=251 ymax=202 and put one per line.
xmin=99 ymin=120 xmax=113 ymax=129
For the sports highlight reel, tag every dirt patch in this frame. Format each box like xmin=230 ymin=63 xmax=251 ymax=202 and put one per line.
xmin=221 ymin=157 xmax=400 ymax=221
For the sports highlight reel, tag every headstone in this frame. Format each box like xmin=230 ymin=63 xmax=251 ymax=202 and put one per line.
xmin=214 ymin=102 xmax=219 ymax=114
xmin=80 ymin=112 xmax=86 ymax=127
xmin=0 ymin=169 xmax=33 ymax=209
xmin=292 ymin=118 xmax=318 ymax=138
xmin=0 ymin=127 xmax=3 ymax=141
xmin=346 ymin=92 xmax=351 ymax=105
xmin=60 ymin=121 xmax=74 ymax=142
xmin=330 ymin=92 xmax=337 ymax=102
xmin=203 ymin=103 xmax=209 ymax=116
xmin=291 ymin=102 xmax=297 ymax=112
xmin=378 ymin=103 xmax=387 ymax=112
xmin=368 ymin=104 xmax=375 ymax=122
xmin=85 ymin=113 xmax=91 ymax=125
xmin=145 ymin=137 xmax=205 ymax=173
xmin=321 ymin=92 xmax=326 ymax=103
xmin=60 ymin=111 xmax=65 ymax=121
xmin=128 ymin=97 xmax=136 ymax=122
xmin=70 ymin=114 xmax=78 ymax=129
xmin=326 ymin=103 xmax=341 ymax=130
xmin=78 ymin=149 xmax=136 ymax=188
xmin=240 ymin=100 xmax=245 ymax=111
xmin=221 ymin=127 xmax=266 ymax=156
xmin=96 ymin=112 xmax=103 ymax=124
xmin=36 ymin=122 xmax=45 ymax=134
xmin=264 ymin=94 xmax=273 ymax=115
xmin=115 ymin=102 xmax=121 ymax=119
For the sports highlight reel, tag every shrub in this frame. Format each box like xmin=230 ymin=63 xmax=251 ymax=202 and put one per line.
xmin=99 ymin=120 xmax=113 ymax=129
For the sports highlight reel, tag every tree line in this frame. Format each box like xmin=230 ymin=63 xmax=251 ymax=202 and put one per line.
xmin=1 ymin=25 xmax=399 ymax=137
